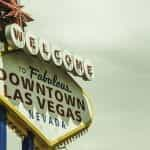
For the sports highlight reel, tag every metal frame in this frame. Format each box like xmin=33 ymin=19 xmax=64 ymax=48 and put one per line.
xmin=22 ymin=132 xmax=34 ymax=150
xmin=0 ymin=105 xmax=7 ymax=150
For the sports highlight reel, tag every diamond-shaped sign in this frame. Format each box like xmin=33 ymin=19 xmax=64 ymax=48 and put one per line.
xmin=0 ymin=50 xmax=93 ymax=149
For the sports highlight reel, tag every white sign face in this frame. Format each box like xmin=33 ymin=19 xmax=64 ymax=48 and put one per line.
xmin=5 ymin=23 xmax=25 ymax=49
xmin=39 ymin=39 xmax=51 ymax=61
xmin=0 ymin=51 xmax=92 ymax=140
xmin=63 ymin=51 xmax=74 ymax=72
xmin=25 ymin=32 xmax=39 ymax=55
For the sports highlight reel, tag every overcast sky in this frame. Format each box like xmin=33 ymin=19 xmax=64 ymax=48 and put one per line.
xmin=7 ymin=0 xmax=150 ymax=150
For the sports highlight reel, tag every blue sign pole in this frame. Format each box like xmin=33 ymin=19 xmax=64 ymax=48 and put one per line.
xmin=22 ymin=132 xmax=34 ymax=150
xmin=0 ymin=105 xmax=7 ymax=150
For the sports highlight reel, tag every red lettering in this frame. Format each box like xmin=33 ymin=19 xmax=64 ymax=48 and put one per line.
xmin=13 ymin=28 xmax=23 ymax=41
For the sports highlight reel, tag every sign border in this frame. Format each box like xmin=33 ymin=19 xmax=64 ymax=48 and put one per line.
xmin=0 ymin=49 xmax=94 ymax=149
xmin=0 ymin=88 xmax=93 ymax=149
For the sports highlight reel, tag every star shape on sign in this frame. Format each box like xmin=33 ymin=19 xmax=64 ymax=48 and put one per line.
xmin=0 ymin=0 xmax=33 ymax=27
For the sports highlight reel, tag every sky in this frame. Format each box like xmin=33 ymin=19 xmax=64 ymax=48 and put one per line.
xmin=7 ymin=0 xmax=150 ymax=150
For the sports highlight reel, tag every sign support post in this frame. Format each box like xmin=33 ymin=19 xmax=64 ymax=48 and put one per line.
xmin=22 ymin=132 xmax=34 ymax=150
xmin=0 ymin=105 xmax=7 ymax=150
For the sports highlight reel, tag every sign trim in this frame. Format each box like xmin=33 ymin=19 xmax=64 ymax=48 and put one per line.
xmin=0 ymin=88 xmax=93 ymax=148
